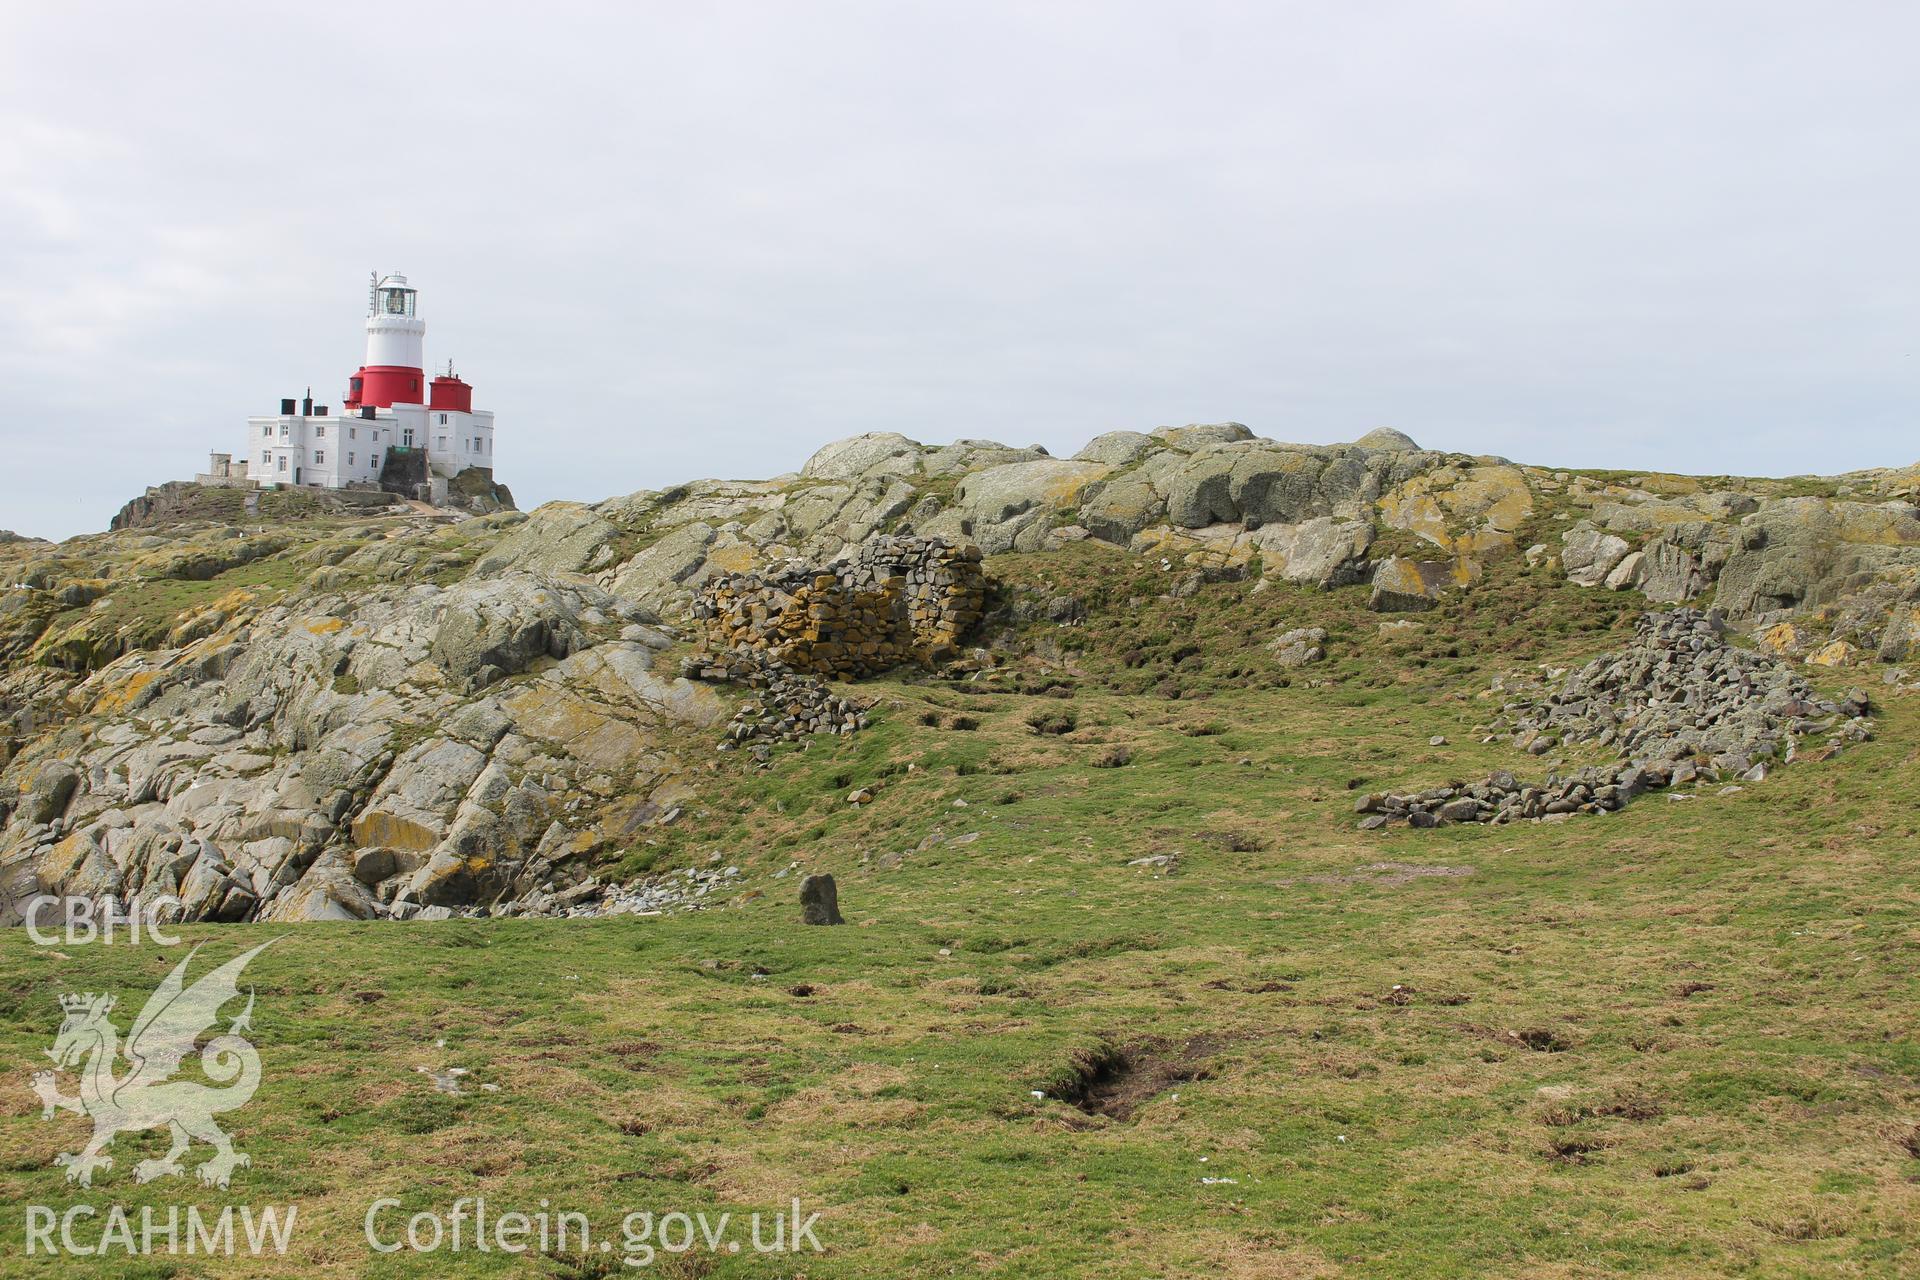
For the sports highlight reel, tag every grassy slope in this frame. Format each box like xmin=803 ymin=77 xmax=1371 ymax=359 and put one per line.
xmin=1 ymin=546 xmax=1918 ymax=1277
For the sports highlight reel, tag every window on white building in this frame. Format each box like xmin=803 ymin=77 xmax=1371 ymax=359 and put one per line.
xmin=439 ymin=414 xmax=448 ymax=425
xmin=315 ymin=450 xmax=325 ymax=465
xmin=279 ymin=424 xmax=289 ymax=439
xmin=349 ymin=427 xmax=357 ymax=440
xmin=315 ymin=425 xmax=325 ymax=439
xmin=277 ymin=456 xmax=287 ymax=472
xmin=261 ymin=425 xmax=270 ymax=438
xmin=261 ymin=452 xmax=269 ymax=464
xmin=437 ymin=436 xmax=447 ymax=450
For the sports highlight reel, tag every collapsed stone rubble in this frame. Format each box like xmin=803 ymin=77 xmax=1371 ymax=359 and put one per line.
xmin=481 ymin=863 xmax=743 ymax=920
xmin=1358 ymin=608 xmax=1874 ymax=829
xmin=680 ymin=650 xmax=871 ymax=756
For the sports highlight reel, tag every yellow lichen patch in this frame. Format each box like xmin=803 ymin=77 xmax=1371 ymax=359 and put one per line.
xmin=207 ymin=587 xmax=260 ymax=613
xmin=1631 ymin=472 xmax=1705 ymax=496
xmin=1445 ymin=552 xmax=1488 ymax=587
xmin=304 ymin=616 xmax=346 ymax=635
xmin=1378 ymin=490 xmax=1449 ymax=546
xmin=1378 ymin=465 xmax=1532 ymax=559
xmin=349 ymin=810 xmax=442 ymax=853
xmin=90 ymin=668 xmax=162 ymax=715
xmin=1831 ymin=504 xmax=1920 ymax=546
xmin=1371 ymin=557 xmax=1433 ymax=598
xmin=1127 ymin=525 xmax=1258 ymax=573
xmin=705 ymin=541 xmax=760 ymax=574
xmin=1446 ymin=466 xmax=1533 ymax=532
xmin=501 ymin=684 xmax=654 ymax=771
xmin=165 ymin=586 xmax=265 ymax=648
xmin=1756 ymin=621 xmax=1807 ymax=656
xmin=1807 ymin=639 xmax=1857 ymax=667
xmin=37 ymin=829 xmax=100 ymax=883
xmin=1041 ymin=463 xmax=1111 ymax=508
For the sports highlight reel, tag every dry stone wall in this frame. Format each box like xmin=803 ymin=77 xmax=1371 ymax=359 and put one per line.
xmin=690 ymin=535 xmax=986 ymax=679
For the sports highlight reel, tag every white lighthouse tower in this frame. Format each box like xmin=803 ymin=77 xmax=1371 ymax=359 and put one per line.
xmin=227 ymin=272 xmax=498 ymax=500
xmin=349 ymin=273 xmax=428 ymax=409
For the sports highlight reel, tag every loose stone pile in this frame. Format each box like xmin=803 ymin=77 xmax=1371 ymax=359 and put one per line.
xmin=679 ymin=650 xmax=869 ymax=756
xmin=428 ymin=864 xmax=744 ymax=920
xmin=1358 ymin=608 xmax=1874 ymax=829
xmin=690 ymin=535 xmax=986 ymax=679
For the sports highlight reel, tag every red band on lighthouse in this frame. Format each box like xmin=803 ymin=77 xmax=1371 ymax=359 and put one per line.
xmin=348 ymin=365 xmax=427 ymax=409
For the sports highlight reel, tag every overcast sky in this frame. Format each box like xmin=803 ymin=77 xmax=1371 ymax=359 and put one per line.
xmin=2 ymin=2 xmax=1915 ymax=540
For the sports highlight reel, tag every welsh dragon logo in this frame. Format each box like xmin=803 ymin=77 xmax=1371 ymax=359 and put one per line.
xmin=31 ymin=940 xmax=278 ymax=1189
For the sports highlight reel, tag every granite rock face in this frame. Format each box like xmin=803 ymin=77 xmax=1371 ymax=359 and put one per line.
xmin=1555 ymin=475 xmax=1920 ymax=638
xmin=0 ymin=517 xmax=721 ymax=923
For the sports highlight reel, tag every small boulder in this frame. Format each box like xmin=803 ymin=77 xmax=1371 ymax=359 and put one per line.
xmin=21 ymin=761 xmax=79 ymax=826
xmin=1265 ymin=626 xmax=1327 ymax=669
xmin=1073 ymin=430 xmax=1157 ymax=467
xmin=1368 ymin=557 xmax=1447 ymax=612
xmin=1561 ymin=526 xmax=1632 ymax=588
xmin=800 ymin=873 xmax=845 ymax=925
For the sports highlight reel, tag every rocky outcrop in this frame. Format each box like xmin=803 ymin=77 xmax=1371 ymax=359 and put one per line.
xmin=1073 ymin=431 xmax=1156 ymax=467
xmin=1352 ymin=427 xmax=1422 ymax=452
xmin=16 ymin=423 xmax=1920 ymax=926
xmin=428 ymin=575 xmax=601 ymax=688
xmin=926 ymin=460 xmax=1110 ymax=555
xmin=800 ymin=432 xmax=921 ymax=481
xmin=446 ymin=466 xmax=516 ymax=515
xmin=110 ymin=481 xmax=400 ymax=532
xmin=0 ymin=559 xmax=720 ymax=923
xmin=1255 ymin=518 xmax=1375 ymax=587
xmin=1561 ymin=526 xmax=1632 ymax=588
xmin=470 ymin=503 xmax=618 ymax=576
xmin=582 ymin=424 xmax=1541 ymax=622
xmin=1555 ymin=478 xmax=1920 ymax=645
xmin=609 ymin=522 xmax=719 ymax=611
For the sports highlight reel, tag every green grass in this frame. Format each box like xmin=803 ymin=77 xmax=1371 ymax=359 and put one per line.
xmin=3 ymin=565 xmax=1918 ymax=1276
xmin=3 ymin=506 xmax=1918 ymax=1276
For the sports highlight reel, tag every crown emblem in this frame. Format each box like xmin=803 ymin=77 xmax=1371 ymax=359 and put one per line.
xmin=59 ymin=993 xmax=113 ymax=1016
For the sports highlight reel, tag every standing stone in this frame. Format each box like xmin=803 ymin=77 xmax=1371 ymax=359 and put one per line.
xmin=800 ymin=873 xmax=845 ymax=925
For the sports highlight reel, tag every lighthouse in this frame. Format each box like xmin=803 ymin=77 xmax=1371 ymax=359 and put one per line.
xmin=347 ymin=273 xmax=428 ymax=410
xmin=231 ymin=272 xmax=498 ymax=500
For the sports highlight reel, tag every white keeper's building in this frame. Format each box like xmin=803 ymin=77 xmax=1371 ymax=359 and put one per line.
xmin=209 ymin=273 xmax=497 ymax=498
